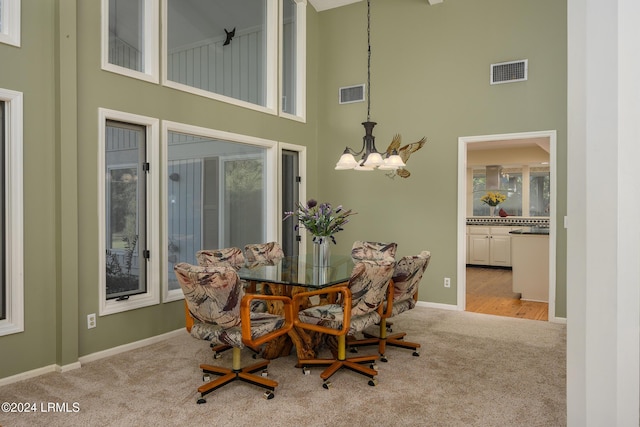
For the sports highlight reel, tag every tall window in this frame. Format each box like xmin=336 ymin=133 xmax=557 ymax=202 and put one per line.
xmin=164 ymin=0 xmax=278 ymax=113
xmin=99 ymin=109 xmax=159 ymax=315
xmin=0 ymin=0 xmax=20 ymax=47
xmin=0 ymin=88 xmax=23 ymax=337
xmin=280 ymin=0 xmax=305 ymax=119
xmin=102 ymin=0 xmax=159 ymax=83
xmin=163 ymin=123 xmax=276 ymax=301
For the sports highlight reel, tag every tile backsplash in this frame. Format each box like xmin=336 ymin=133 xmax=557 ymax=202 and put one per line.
xmin=466 ymin=217 xmax=550 ymax=227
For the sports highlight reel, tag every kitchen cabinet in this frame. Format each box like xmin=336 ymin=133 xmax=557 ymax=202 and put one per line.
xmin=510 ymin=232 xmax=549 ymax=302
xmin=467 ymin=226 xmax=515 ymax=267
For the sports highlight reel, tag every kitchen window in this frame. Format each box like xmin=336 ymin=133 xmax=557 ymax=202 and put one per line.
xmin=0 ymin=0 xmax=20 ymax=47
xmin=0 ymin=88 xmax=24 ymax=337
xmin=99 ymin=109 xmax=160 ymax=316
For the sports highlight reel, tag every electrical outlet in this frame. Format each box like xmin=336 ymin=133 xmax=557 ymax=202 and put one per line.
xmin=444 ymin=277 xmax=451 ymax=288
xmin=87 ymin=313 xmax=96 ymax=329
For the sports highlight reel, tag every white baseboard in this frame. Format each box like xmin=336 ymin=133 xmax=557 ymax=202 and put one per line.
xmin=416 ymin=301 xmax=460 ymax=311
xmin=78 ymin=329 xmax=184 ymax=365
xmin=0 ymin=329 xmax=185 ymax=387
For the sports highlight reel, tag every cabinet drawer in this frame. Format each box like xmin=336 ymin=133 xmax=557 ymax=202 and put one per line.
xmin=489 ymin=227 xmax=514 ymax=235
xmin=468 ymin=226 xmax=490 ymax=235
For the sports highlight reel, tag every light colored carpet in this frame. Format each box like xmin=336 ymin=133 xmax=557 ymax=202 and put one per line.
xmin=0 ymin=307 xmax=566 ymax=427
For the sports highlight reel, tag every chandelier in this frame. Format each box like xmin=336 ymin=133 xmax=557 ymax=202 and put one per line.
xmin=334 ymin=0 xmax=405 ymax=172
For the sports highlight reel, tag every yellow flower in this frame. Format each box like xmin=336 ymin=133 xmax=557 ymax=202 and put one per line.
xmin=480 ymin=191 xmax=507 ymax=206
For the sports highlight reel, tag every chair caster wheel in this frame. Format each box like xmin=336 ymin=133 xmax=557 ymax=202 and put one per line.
xmin=412 ymin=351 xmax=420 ymax=357
xmin=322 ymin=381 xmax=332 ymax=389
xmin=350 ymin=347 xmax=358 ymax=353
xmin=386 ymin=327 xmax=393 ymax=333
xmin=263 ymin=391 xmax=275 ymax=400
xmin=380 ymin=356 xmax=388 ymax=363
xmin=203 ymin=374 xmax=210 ymax=382
xmin=197 ymin=398 xmax=206 ymax=404
xmin=368 ymin=378 xmax=378 ymax=387
xmin=370 ymin=363 xmax=378 ymax=370
xmin=212 ymin=352 xmax=222 ymax=359
xmin=252 ymin=353 xmax=259 ymax=359
xmin=302 ymin=367 xmax=310 ymax=375
xmin=261 ymin=369 xmax=269 ymax=377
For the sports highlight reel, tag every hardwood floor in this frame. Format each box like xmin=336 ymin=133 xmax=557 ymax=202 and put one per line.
xmin=465 ymin=266 xmax=548 ymax=321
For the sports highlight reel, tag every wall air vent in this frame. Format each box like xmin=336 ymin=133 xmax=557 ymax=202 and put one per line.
xmin=490 ymin=59 xmax=528 ymax=85
xmin=339 ymin=84 xmax=365 ymax=104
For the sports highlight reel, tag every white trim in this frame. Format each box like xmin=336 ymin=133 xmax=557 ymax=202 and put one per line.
xmin=0 ymin=365 xmax=57 ymax=387
xmin=416 ymin=301 xmax=459 ymax=311
xmin=98 ymin=108 xmax=160 ymax=316
xmin=457 ymin=130 xmax=557 ymax=321
xmin=0 ymin=88 xmax=23 ymax=337
xmin=101 ymin=0 xmax=160 ymax=84
xmin=0 ymin=0 xmax=20 ymax=47
xmin=78 ymin=329 xmax=184 ymax=365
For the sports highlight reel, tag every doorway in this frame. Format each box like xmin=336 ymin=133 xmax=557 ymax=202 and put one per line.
xmin=457 ymin=130 xmax=557 ymax=321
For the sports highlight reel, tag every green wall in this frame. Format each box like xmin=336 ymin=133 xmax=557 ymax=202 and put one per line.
xmin=0 ymin=0 xmax=567 ymax=381
xmin=314 ymin=0 xmax=567 ymax=316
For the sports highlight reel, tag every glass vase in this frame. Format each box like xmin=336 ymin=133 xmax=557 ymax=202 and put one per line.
xmin=313 ymin=238 xmax=331 ymax=267
xmin=489 ymin=206 xmax=496 ymax=217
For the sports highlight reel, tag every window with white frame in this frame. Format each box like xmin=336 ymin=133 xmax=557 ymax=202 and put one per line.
xmin=101 ymin=0 xmax=159 ymax=83
xmin=0 ymin=0 xmax=21 ymax=47
xmin=163 ymin=122 xmax=277 ymax=301
xmin=163 ymin=0 xmax=278 ymax=113
xmin=99 ymin=109 xmax=160 ymax=316
xmin=280 ymin=0 xmax=306 ymax=120
xmin=0 ymin=88 xmax=24 ymax=337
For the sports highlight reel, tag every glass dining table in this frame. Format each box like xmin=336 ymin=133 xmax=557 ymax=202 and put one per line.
xmin=236 ymin=254 xmax=354 ymax=360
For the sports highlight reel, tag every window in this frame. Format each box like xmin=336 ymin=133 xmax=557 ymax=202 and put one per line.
xmin=529 ymin=167 xmax=551 ymax=216
xmin=280 ymin=0 xmax=306 ymax=119
xmin=0 ymin=0 xmax=20 ymax=47
xmin=101 ymin=0 xmax=159 ymax=83
xmin=99 ymin=109 xmax=159 ymax=315
xmin=163 ymin=0 xmax=278 ymax=113
xmin=163 ymin=122 xmax=277 ymax=301
xmin=0 ymin=88 xmax=23 ymax=337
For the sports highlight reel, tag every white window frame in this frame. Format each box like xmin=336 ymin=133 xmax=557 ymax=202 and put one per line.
xmin=162 ymin=121 xmax=278 ymax=302
xmin=0 ymin=0 xmax=21 ymax=47
xmin=161 ymin=0 xmax=279 ymax=116
xmin=98 ymin=108 xmax=160 ymax=316
xmin=101 ymin=0 xmax=160 ymax=84
xmin=0 ymin=88 xmax=23 ymax=336
xmin=279 ymin=0 xmax=306 ymax=122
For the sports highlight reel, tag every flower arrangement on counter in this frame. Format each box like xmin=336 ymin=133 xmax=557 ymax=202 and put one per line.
xmin=283 ymin=199 xmax=356 ymax=244
xmin=480 ymin=191 xmax=507 ymax=207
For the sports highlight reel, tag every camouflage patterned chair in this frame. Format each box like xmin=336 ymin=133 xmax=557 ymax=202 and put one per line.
xmin=348 ymin=251 xmax=431 ymax=361
xmin=351 ymin=241 xmax=397 ymax=263
xmin=244 ymin=242 xmax=285 ymax=264
xmin=174 ymin=262 xmax=293 ymax=403
xmin=292 ymin=260 xmax=395 ymax=388
xmin=196 ymin=247 xmax=245 ymax=269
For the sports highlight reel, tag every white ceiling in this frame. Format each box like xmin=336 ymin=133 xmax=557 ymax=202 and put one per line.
xmin=308 ymin=0 xmax=362 ymax=12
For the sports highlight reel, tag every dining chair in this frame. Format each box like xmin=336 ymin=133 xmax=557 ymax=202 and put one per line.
xmin=292 ymin=259 xmax=395 ymax=388
xmin=244 ymin=241 xmax=285 ymax=263
xmin=174 ymin=262 xmax=293 ymax=403
xmin=196 ymin=247 xmax=245 ymax=269
xmin=348 ymin=251 xmax=431 ymax=361
xmin=351 ymin=240 xmax=397 ymax=263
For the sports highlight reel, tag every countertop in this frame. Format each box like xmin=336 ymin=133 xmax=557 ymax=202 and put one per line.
xmin=509 ymin=226 xmax=550 ymax=235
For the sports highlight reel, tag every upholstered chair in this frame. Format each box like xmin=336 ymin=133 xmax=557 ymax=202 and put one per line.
xmin=174 ymin=262 xmax=293 ymax=403
xmin=196 ymin=247 xmax=245 ymax=269
xmin=244 ymin=242 xmax=285 ymax=264
xmin=351 ymin=240 xmax=397 ymax=263
xmin=348 ymin=251 xmax=431 ymax=361
xmin=291 ymin=260 xmax=395 ymax=388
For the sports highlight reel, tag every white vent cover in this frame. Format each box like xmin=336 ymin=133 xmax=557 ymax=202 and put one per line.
xmin=490 ymin=59 xmax=528 ymax=85
xmin=339 ymin=84 xmax=365 ymax=104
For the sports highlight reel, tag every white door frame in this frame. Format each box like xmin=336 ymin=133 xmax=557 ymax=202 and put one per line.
xmin=457 ymin=130 xmax=558 ymax=322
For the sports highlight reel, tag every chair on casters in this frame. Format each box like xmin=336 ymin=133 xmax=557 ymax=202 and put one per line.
xmin=348 ymin=251 xmax=431 ymax=361
xmin=174 ymin=262 xmax=293 ymax=403
xmin=195 ymin=247 xmax=247 ymax=358
xmin=292 ymin=260 xmax=395 ymax=388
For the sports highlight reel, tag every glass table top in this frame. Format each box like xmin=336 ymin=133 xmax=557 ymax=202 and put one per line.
xmin=237 ymin=254 xmax=353 ymax=289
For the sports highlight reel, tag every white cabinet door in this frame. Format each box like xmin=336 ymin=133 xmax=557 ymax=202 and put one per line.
xmin=490 ymin=235 xmax=511 ymax=266
xmin=468 ymin=233 xmax=490 ymax=265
